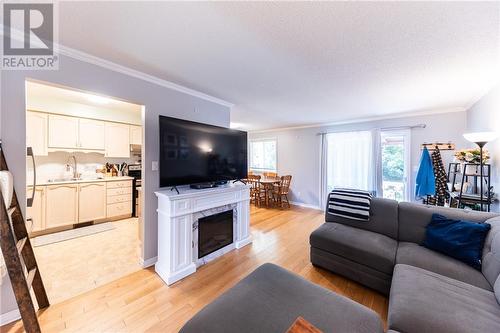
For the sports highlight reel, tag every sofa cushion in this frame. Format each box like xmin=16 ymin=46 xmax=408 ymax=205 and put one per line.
xmin=310 ymin=223 xmax=397 ymax=274
xmin=325 ymin=197 xmax=399 ymax=239
xmin=180 ymin=263 xmax=384 ymax=333
xmin=311 ymin=247 xmax=392 ymax=295
xmin=396 ymin=242 xmax=492 ymax=290
xmin=421 ymin=214 xmax=491 ymax=270
xmin=398 ymin=202 xmax=497 ymax=244
xmin=482 ymin=217 xmax=500 ymax=303
xmin=388 ymin=264 xmax=500 ymax=333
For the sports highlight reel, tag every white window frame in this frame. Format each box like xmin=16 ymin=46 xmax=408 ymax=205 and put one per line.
xmin=249 ymin=138 xmax=278 ymax=172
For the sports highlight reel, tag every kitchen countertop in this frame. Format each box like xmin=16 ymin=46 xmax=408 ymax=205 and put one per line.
xmin=32 ymin=176 xmax=134 ymax=186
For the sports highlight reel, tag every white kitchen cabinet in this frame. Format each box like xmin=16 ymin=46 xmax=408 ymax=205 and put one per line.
xmin=105 ymin=122 xmax=130 ymax=158
xmin=78 ymin=119 xmax=105 ymax=150
xmin=79 ymin=182 xmax=106 ymax=222
xmin=26 ymin=112 xmax=48 ymax=156
xmin=48 ymin=114 xmax=79 ymax=149
xmin=130 ymin=125 xmax=142 ymax=145
xmin=106 ymin=180 xmax=133 ymax=219
xmin=26 ymin=186 xmax=46 ymax=233
xmin=45 ymin=184 xmax=78 ymax=228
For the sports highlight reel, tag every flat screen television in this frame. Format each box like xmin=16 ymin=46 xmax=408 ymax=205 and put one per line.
xmin=159 ymin=115 xmax=248 ymax=187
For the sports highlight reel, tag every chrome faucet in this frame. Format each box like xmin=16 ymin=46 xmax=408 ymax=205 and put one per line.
xmin=66 ymin=155 xmax=80 ymax=179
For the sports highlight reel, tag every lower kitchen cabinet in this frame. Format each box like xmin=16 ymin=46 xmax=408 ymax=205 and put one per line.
xmin=27 ymin=186 xmax=46 ymax=233
xmin=45 ymin=184 xmax=79 ymax=229
xmin=79 ymin=182 xmax=106 ymax=222
xmin=29 ymin=179 xmax=133 ymax=235
xmin=106 ymin=180 xmax=133 ymax=219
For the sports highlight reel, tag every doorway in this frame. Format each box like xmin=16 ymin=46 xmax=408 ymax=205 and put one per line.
xmin=24 ymin=80 xmax=145 ymax=304
xmin=379 ymin=130 xmax=411 ymax=202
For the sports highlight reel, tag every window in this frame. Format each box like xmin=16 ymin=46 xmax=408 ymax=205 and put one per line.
xmin=249 ymin=139 xmax=277 ymax=171
xmin=325 ymin=131 xmax=374 ymax=192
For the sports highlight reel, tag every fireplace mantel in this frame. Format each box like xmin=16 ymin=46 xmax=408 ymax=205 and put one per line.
xmin=155 ymin=183 xmax=252 ymax=285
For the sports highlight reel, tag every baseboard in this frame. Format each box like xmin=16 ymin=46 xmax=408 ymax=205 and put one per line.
xmin=140 ymin=256 xmax=158 ymax=268
xmin=289 ymin=201 xmax=323 ymax=211
xmin=0 ymin=308 xmax=20 ymax=326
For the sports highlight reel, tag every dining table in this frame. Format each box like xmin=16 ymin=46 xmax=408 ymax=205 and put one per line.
xmin=259 ymin=177 xmax=281 ymax=206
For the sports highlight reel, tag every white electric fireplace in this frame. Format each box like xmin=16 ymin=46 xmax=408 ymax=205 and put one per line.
xmin=154 ymin=183 xmax=252 ymax=285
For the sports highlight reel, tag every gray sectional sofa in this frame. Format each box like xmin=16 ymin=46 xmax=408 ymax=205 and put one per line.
xmin=311 ymin=197 xmax=500 ymax=333
xmin=181 ymin=198 xmax=500 ymax=333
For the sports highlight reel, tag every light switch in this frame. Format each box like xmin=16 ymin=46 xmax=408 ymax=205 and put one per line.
xmin=152 ymin=161 xmax=158 ymax=171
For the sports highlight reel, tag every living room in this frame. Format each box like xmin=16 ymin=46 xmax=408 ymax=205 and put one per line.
xmin=0 ymin=2 xmax=499 ymax=332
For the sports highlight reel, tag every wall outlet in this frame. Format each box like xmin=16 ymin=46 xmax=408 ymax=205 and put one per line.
xmin=152 ymin=161 xmax=158 ymax=171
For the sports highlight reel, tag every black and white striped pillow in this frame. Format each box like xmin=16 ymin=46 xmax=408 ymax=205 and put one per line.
xmin=327 ymin=188 xmax=372 ymax=221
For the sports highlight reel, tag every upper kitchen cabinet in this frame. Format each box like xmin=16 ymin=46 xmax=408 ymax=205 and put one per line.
xmin=105 ymin=122 xmax=130 ymax=158
xmin=49 ymin=115 xmax=105 ymax=151
xmin=48 ymin=114 xmax=79 ymax=149
xmin=79 ymin=118 xmax=105 ymax=150
xmin=26 ymin=111 xmax=48 ymax=156
xmin=130 ymin=125 xmax=142 ymax=145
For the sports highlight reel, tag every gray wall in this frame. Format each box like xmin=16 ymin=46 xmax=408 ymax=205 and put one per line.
xmin=249 ymin=111 xmax=468 ymax=208
xmin=0 ymin=55 xmax=230 ymax=317
xmin=466 ymin=84 xmax=500 ymax=198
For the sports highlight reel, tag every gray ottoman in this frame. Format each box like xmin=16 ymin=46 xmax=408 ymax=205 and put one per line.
xmin=180 ymin=263 xmax=384 ymax=333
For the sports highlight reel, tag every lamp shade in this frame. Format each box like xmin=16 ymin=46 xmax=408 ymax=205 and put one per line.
xmin=463 ymin=132 xmax=498 ymax=144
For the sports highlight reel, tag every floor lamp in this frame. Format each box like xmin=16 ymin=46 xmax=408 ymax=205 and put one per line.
xmin=463 ymin=132 xmax=498 ymax=211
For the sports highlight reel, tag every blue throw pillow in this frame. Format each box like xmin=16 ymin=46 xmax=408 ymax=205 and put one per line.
xmin=422 ymin=213 xmax=491 ymax=270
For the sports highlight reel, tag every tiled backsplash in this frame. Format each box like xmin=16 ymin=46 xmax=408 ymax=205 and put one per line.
xmin=27 ymin=151 xmax=139 ymax=184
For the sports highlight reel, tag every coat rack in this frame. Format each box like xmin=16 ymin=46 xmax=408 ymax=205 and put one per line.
xmin=421 ymin=142 xmax=455 ymax=151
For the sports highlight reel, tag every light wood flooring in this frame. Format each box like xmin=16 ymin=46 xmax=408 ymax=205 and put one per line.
xmin=2 ymin=205 xmax=388 ymax=333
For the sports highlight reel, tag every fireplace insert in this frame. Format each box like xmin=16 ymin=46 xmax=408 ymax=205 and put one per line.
xmin=198 ymin=210 xmax=234 ymax=258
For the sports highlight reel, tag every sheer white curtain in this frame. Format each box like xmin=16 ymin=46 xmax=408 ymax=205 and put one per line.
xmin=325 ymin=131 xmax=375 ymax=193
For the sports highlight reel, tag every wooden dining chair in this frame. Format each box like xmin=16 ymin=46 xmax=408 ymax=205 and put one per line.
xmin=247 ymin=174 xmax=264 ymax=206
xmin=273 ymin=175 xmax=292 ymax=209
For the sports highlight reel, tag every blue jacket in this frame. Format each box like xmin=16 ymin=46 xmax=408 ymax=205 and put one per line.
xmin=415 ymin=147 xmax=435 ymax=198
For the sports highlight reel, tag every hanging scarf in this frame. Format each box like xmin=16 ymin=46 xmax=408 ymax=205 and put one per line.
xmin=431 ymin=147 xmax=447 ymax=205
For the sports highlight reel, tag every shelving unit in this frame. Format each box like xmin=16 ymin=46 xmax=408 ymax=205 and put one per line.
xmin=447 ymin=162 xmax=493 ymax=212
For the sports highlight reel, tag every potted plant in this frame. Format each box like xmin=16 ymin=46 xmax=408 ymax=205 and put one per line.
xmin=454 ymin=148 xmax=490 ymax=174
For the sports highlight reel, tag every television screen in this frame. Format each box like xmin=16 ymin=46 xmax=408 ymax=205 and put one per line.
xmin=159 ymin=116 xmax=248 ymax=187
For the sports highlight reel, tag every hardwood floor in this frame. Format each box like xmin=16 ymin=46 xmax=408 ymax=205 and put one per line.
xmin=1 ymin=205 xmax=388 ymax=333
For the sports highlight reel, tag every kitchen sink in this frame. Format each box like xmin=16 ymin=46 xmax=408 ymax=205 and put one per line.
xmin=46 ymin=177 xmax=103 ymax=183
xmin=47 ymin=178 xmax=82 ymax=182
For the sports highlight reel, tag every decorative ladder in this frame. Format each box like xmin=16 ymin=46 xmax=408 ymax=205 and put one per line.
xmin=0 ymin=142 xmax=49 ymax=332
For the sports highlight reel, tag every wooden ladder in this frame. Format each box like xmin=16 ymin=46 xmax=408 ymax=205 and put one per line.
xmin=0 ymin=143 xmax=49 ymax=333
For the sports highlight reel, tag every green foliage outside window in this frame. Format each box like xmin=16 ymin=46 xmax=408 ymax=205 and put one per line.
xmin=382 ymin=145 xmax=404 ymax=181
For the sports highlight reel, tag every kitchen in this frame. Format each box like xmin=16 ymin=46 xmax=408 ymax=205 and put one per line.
xmin=25 ymin=81 xmax=144 ymax=303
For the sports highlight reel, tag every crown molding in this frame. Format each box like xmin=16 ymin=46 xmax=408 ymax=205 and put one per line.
xmin=249 ymin=107 xmax=466 ymax=133
xmin=1 ymin=24 xmax=234 ymax=108
xmin=57 ymin=45 xmax=234 ymax=108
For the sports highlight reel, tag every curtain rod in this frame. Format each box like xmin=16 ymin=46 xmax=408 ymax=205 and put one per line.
xmin=317 ymin=123 xmax=426 ymax=136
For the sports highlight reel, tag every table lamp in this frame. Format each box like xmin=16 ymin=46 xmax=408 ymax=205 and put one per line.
xmin=463 ymin=131 xmax=498 ymax=211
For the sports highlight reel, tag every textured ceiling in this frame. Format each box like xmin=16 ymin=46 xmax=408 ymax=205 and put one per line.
xmin=58 ymin=1 xmax=500 ymax=130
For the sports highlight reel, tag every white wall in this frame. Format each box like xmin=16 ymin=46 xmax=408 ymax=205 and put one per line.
xmin=466 ymin=84 xmax=500 ymax=199
xmin=0 ymin=55 xmax=230 ymax=319
xmin=249 ymin=110 xmax=469 ymax=208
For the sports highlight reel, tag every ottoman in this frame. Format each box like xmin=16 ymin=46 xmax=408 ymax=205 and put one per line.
xmin=180 ymin=263 xmax=383 ymax=333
